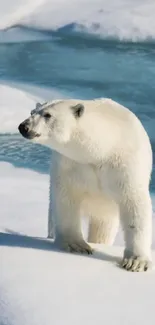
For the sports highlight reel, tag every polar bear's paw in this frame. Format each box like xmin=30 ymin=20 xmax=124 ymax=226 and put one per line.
xmin=57 ymin=238 xmax=93 ymax=255
xmin=121 ymin=256 xmax=152 ymax=272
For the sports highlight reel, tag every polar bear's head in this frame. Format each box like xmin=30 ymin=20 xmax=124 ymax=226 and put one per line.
xmin=18 ymin=100 xmax=85 ymax=148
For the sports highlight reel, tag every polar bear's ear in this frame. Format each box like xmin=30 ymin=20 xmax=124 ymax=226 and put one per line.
xmin=36 ymin=102 xmax=42 ymax=110
xmin=71 ymin=103 xmax=84 ymax=118
xmin=31 ymin=102 xmax=42 ymax=115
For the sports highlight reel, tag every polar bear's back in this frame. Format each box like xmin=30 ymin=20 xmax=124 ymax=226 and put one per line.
xmin=77 ymin=98 xmax=149 ymax=145
xmin=82 ymin=98 xmax=140 ymax=123
xmin=75 ymin=98 xmax=152 ymax=178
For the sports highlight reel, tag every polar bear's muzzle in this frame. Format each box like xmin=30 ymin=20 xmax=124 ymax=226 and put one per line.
xmin=18 ymin=119 xmax=40 ymax=140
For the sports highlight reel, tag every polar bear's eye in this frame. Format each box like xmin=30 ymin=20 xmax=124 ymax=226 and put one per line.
xmin=43 ymin=113 xmax=51 ymax=119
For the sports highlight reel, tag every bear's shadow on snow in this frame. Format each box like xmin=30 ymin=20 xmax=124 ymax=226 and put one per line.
xmin=0 ymin=230 xmax=121 ymax=265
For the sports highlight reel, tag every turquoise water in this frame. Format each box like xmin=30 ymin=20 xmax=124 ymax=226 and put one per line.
xmin=0 ymin=30 xmax=155 ymax=190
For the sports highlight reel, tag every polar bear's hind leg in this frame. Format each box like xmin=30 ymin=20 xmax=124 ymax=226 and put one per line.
xmin=88 ymin=215 xmax=119 ymax=245
xmin=83 ymin=195 xmax=119 ymax=245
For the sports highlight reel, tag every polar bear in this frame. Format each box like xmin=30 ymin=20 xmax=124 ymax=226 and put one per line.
xmin=18 ymin=98 xmax=153 ymax=272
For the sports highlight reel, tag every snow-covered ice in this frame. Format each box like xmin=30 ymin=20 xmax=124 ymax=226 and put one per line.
xmin=0 ymin=162 xmax=155 ymax=325
xmin=1 ymin=0 xmax=155 ymax=42
xmin=0 ymin=83 xmax=67 ymax=133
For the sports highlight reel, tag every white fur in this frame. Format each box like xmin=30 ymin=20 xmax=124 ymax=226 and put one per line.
xmin=24 ymin=98 xmax=153 ymax=271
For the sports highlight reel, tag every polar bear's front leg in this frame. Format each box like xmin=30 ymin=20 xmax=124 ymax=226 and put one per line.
xmin=51 ymin=167 xmax=93 ymax=254
xmin=120 ymin=190 xmax=152 ymax=272
xmin=48 ymin=201 xmax=55 ymax=239
xmin=48 ymin=157 xmax=55 ymax=239
xmin=54 ymin=192 xmax=93 ymax=254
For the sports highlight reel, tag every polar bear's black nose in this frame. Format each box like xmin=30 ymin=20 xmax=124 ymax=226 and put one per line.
xmin=18 ymin=121 xmax=30 ymax=136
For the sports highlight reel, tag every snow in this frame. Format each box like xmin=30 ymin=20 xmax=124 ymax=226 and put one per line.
xmin=0 ymin=162 xmax=48 ymax=237
xmin=1 ymin=241 xmax=155 ymax=325
xmin=0 ymin=0 xmax=155 ymax=42
xmin=0 ymin=84 xmax=39 ymax=134
xmin=0 ymin=162 xmax=155 ymax=325
xmin=0 ymin=83 xmax=66 ymax=134
xmin=0 ymin=0 xmax=45 ymax=29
